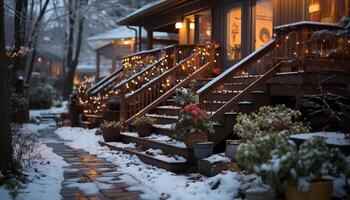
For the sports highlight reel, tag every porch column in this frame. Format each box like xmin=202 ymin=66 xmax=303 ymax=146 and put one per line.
xmin=138 ymin=26 xmax=142 ymax=51
xmin=96 ymin=52 xmax=100 ymax=83
xmin=147 ymin=30 xmax=153 ymax=50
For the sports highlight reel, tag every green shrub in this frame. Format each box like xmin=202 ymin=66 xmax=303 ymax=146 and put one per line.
xmin=234 ymin=105 xmax=310 ymax=142
xmin=29 ymin=83 xmax=54 ymax=109
xmin=10 ymin=93 xmax=28 ymax=123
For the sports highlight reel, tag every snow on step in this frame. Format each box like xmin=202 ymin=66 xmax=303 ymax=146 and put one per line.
xmin=153 ymin=123 xmax=175 ymax=130
xmin=146 ymin=113 xmax=178 ymax=119
xmin=122 ymin=132 xmax=186 ymax=148
xmin=104 ymin=141 xmax=187 ymax=163
xmin=156 ymin=105 xmax=181 ymax=109
xmin=203 ymin=153 xmax=231 ymax=164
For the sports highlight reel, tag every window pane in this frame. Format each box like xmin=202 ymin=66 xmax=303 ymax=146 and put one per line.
xmin=226 ymin=7 xmax=241 ymax=61
xmin=197 ymin=10 xmax=212 ymax=44
xmin=309 ymin=0 xmax=349 ymax=23
xmin=255 ymin=0 xmax=273 ymax=50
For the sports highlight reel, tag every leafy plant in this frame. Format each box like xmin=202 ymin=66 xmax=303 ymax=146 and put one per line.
xmin=100 ymin=120 xmax=123 ymax=129
xmin=132 ymin=116 xmax=156 ymax=127
xmin=173 ymin=80 xmax=197 ymax=107
xmin=236 ymin=134 xmax=348 ymax=195
xmin=288 ymin=137 xmax=348 ymax=192
xmin=10 ymin=93 xmax=28 ymax=123
xmin=234 ymin=105 xmax=310 ymax=142
xmin=29 ymin=82 xmax=54 ymax=109
xmin=175 ymin=103 xmax=214 ymax=139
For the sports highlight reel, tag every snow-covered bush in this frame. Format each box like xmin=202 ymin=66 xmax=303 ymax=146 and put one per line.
xmin=236 ymin=131 xmax=298 ymax=193
xmin=236 ymin=134 xmax=348 ymax=195
xmin=132 ymin=116 xmax=156 ymax=126
xmin=29 ymin=82 xmax=54 ymax=109
xmin=234 ymin=105 xmax=310 ymax=142
xmin=10 ymin=93 xmax=28 ymax=123
xmin=288 ymin=137 xmax=348 ymax=192
xmin=173 ymin=80 xmax=197 ymax=107
xmin=100 ymin=120 xmax=123 ymax=129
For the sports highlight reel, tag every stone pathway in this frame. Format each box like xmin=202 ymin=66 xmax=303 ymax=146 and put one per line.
xmin=39 ymin=123 xmax=141 ymax=200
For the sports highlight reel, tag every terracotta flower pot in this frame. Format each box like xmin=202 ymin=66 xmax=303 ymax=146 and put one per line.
xmin=285 ymin=180 xmax=333 ymax=200
xmin=101 ymin=127 xmax=121 ymax=142
xmin=184 ymin=132 xmax=207 ymax=148
xmin=134 ymin=124 xmax=153 ymax=137
xmin=193 ymin=142 xmax=213 ymax=159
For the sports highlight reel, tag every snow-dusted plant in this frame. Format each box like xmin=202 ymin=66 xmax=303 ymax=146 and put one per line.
xmin=175 ymin=103 xmax=214 ymax=139
xmin=132 ymin=116 xmax=156 ymax=126
xmin=288 ymin=137 xmax=348 ymax=192
xmin=236 ymin=131 xmax=298 ymax=194
xmin=234 ymin=105 xmax=310 ymax=142
xmin=100 ymin=120 xmax=123 ymax=129
xmin=173 ymin=80 xmax=197 ymax=107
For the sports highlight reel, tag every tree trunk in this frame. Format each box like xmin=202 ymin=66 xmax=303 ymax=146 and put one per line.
xmin=0 ymin=0 xmax=12 ymax=173
xmin=63 ymin=0 xmax=86 ymax=99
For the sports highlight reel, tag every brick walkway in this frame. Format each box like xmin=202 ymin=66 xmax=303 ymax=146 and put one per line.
xmin=39 ymin=125 xmax=141 ymax=200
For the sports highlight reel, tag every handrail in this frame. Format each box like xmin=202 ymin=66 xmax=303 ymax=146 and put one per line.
xmin=125 ymin=50 xmax=201 ymax=99
xmin=197 ymin=39 xmax=276 ymax=96
xmin=87 ymin=67 xmax=123 ymax=94
xmin=113 ymin=57 xmax=166 ymax=91
xmin=274 ymin=21 xmax=342 ymax=34
xmin=125 ymin=61 xmax=213 ymax=124
xmin=210 ymin=60 xmax=291 ymax=121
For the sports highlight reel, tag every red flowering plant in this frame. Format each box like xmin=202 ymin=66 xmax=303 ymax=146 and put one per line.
xmin=174 ymin=103 xmax=214 ymax=140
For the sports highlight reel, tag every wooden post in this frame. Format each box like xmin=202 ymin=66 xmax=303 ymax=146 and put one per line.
xmin=138 ymin=26 xmax=142 ymax=51
xmin=119 ymin=89 xmax=126 ymax=123
xmin=173 ymin=46 xmax=178 ymax=67
xmin=96 ymin=52 xmax=100 ymax=83
xmin=147 ymin=30 xmax=153 ymax=50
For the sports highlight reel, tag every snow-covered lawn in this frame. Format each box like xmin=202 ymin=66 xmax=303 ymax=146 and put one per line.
xmin=55 ymin=127 xmax=242 ymax=200
xmin=29 ymin=101 xmax=68 ymax=118
xmin=0 ymin=124 xmax=68 ymax=200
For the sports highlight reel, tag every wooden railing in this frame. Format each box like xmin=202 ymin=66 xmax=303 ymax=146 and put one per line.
xmin=89 ymin=44 xmax=199 ymax=99
xmin=120 ymin=45 xmax=215 ymax=123
xmin=197 ymin=21 xmax=346 ymax=117
xmin=88 ymin=67 xmax=123 ymax=95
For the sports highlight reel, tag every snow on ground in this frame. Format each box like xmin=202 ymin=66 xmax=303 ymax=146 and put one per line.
xmin=55 ymin=126 xmax=241 ymax=200
xmin=29 ymin=101 xmax=68 ymax=118
xmin=290 ymin=132 xmax=350 ymax=146
xmin=0 ymin=123 xmax=69 ymax=200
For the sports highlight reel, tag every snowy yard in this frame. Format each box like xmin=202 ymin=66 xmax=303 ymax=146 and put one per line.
xmin=55 ymin=127 xmax=242 ymax=200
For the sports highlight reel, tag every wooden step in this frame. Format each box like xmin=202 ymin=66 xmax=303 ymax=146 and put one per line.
xmin=154 ymin=106 xmax=181 ymax=116
xmin=145 ymin=113 xmax=178 ymax=124
xmin=205 ymin=92 xmax=240 ymax=101
xmin=152 ymin=124 xmax=177 ymax=138
xmin=120 ymin=132 xmax=195 ymax=161
xmin=238 ymin=101 xmax=255 ymax=113
xmin=99 ymin=141 xmax=190 ymax=173
xmin=78 ymin=121 xmax=98 ymax=129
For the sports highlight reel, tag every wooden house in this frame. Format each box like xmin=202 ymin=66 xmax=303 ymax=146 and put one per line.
xmin=79 ymin=0 xmax=350 ymax=173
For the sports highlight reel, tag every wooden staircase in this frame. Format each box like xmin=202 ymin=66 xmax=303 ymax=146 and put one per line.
xmin=99 ymin=22 xmax=350 ymax=173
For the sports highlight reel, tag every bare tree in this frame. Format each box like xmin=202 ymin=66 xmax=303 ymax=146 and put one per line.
xmin=0 ymin=0 xmax=12 ymax=173
xmin=63 ymin=0 xmax=87 ymax=99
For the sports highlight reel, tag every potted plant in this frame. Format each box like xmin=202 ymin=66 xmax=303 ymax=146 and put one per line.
xmin=100 ymin=120 xmax=123 ymax=142
xmin=175 ymin=103 xmax=214 ymax=158
xmin=225 ymin=140 xmax=241 ymax=161
xmin=132 ymin=116 xmax=156 ymax=137
xmin=173 ymin=80 xmax=197 ymax=107
xmin=234 ymin=105 xmax=310 ymax=143
xmin=285 ymin=137 xmax=347 ymax=200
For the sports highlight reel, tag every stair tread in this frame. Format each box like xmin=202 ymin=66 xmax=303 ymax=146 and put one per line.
xmin=100 ymin=141 xmax=187 ymax=163
xmin=85 ymin=114 xmax=103 ymax=118
xmin=79 ymin=121 xmax=93 ymax=124
xmin=146 ymin=113 xmax=178 ymax=119
xmin=121 ymin=132 xmax=186 ymax=149
xmin=238 ymin=101 xmax=252 ymax=105
xmin=156 ymin=105 xmax=181 ymax=109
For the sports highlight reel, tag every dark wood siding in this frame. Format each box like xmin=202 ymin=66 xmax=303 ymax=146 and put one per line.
xmin=273 ymin=0 xmax=307 ymax=26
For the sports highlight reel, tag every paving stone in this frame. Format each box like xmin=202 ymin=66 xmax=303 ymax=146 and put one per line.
xmin=39 ymin=123 xmax=141 ymax=200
